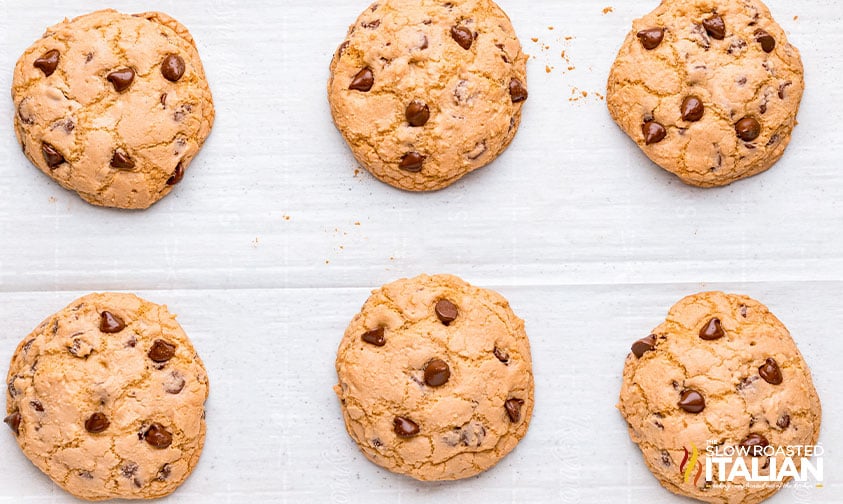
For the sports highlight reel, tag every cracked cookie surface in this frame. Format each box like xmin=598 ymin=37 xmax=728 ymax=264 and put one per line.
xmin=4 ymin=293 xmax=209 ymax=501
xmin=618 ymin=292 xmax=821 ymax=504
xmin=607 ymin=0 xmax=803 ymax=187
xmin=335 ymin=274 xmax=533 ymax=480
xmin=328 ymin=0 xmax=528 ymax=191
xmin=12 ymin=9 xmax=215 ymax=209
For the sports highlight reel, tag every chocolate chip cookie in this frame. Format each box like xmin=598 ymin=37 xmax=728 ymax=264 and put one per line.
xmin=4 ymin=293 xmax=209 ymax=500
xmin=607 ymin=0 xmax=803 ymax=187
xmin=12 ymin=10 xmax=215 ymax=209
xmin=618 ymin=292 xmax=821 ymax=503
xmin=335 ymin=274 xmax=533 ymax=480
xmin=328 ymin=0 xmax=528 ymax=191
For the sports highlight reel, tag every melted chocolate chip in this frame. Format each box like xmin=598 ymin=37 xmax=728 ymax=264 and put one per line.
xmin=777 ymin=414 xmax=791 ymax=429
xmin=41 ymin=143 xmax=65 ymax=168
xmin=100 ymin=311 xmax=126 ymax=333
xmin=161 ymin=54 xmax=186 ymax=82
xmin=451 ymin=25 xmax=474 ymax=50
xmin=435 ymin=299 xmax=458 ymax=325
xmin=405 ymin=100 xmax=430 ymax=127
xmin=735 ymin=117 xmax=761 ymax=141
xmin=144 ymin=423 xmax=173 ymax=448
xmin=110 ymin=150 xmax=135 ymax=170
xmin=167 ymin=162 xmax=185 ymax=185
xmin=637 ymin=28 xmax=664 ymax=50
xmin=157 ymin=463 xmax=171 ymax=481
xmin=107 ymin=68 xmax=135 ymax=92
xmin=505 ymin=398 xmax=524 ymax=423
xmin=758 ymin=357 xmax=783 ymax=385
xmin=393 ymin=416 xmax=419 ymax=438
xmin=631 ymin=334 xmax=657 ymax=358
xmin=755 ymin=29 xmax=776 ymax=53
xmin=509 ymin=78 xmax=528 ymax=103
xmin=699 ymin=318 xmax=725 ymax=340
xmin=148 ymin=339 xmax=177 ymax=362
xmin=4 ymin=412 xmax=21 ymax=435
xmin=399 ymin=152 xmax=425 ymax=172
xmin=84 ymin=412 xmax=110 ymax=433
xmin=34 ymin=50 xmax=60 ymax=76
xmin=740 ymin=433 xmax=769 ymax=456
xmin=678 ymin=389 xmax=705 ymax=413
xmin=703 ymin=15 xmax=726 ymax=40
xmin=493 ymin=346 xmax=510 ymax=364
xmin=30 ymin=400 xmax=44 ymax=412
xmin=349 ymin=68 xmax=374 ymax=92
xmin=642 ymin=121 xmax=666 ymax=145
xmin=164 ymin=371 xmax=186 ymax=394
xmin=423 ymin=358 xmax=451 ymax=387
xmin=361 ymin=327 xmax=386 ymax=346
xmin=681 ymin=96 xmax=705 ymax=122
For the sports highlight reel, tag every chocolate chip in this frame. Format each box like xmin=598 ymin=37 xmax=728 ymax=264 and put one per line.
xmin=678 ymin=389 xmax=705 ymax=413
xmin=100 ymin=311 xmax=126 ymax=333
xmin=161 ymin=54 xmax=186 ymax=82
xmin=34 ymin=50 xmax=60 ymax=76
xmin=30 ymin=400 xmax=44 ymax=412
xmin=758 ymin=357 xmax=783 ymax=385
xmin=740 ymin=433 xmax=769 ymax=456
xmin=703 ymin=15 xmax=726 ymax=40
xmin=361 ymin=327 xmax=386 ymax=346
xmin=121 ymin=462 xmax=139 ymax=478
xmin=107 ymin=68 xmax=135 ymax=92
xmin=642 ymin=121 xmax=666 ymax=145
xmin=755 ymin=29 xmax=776 ymax=53
xmin=77 ymin=470 xmax=94 ymax=480
xmin=399 ymin=152 xmax=425 ymax=172
xmin=393 ymin=416 xmax=419 ymax=438
xmin=505 ymin=398 xmax=524 ymax=423
xmin=84 ymin=412 xmax=110 ymax=433
xmin=493 ymin=346 xmax=510 ymax=364
xmin=661 ymin=450 xmax=672 ymax=467
xmin=110 ymin=150 xmax=135 ymax=169
xmin=349 ymin=67 xmax=374 ymax=92
xmin=451 ymin=25 xmax=474 ymax=50
xmin=144 ymin=423 xmax=173 ymax=449
xmin=41 ymin=143 xmax=65 ymax=168
xmin=4 ymin=412 xmax=21 ymax=435
xmin=148 ymin=339 xmax=177 ymax=363
xmin=166 ymin=162 xmax=185 ymax=186
xmin=164 ymin=371 xmax=186 ymax=394
xmin=405 ymin=100 xmax=430 ymax=127
xmin=637 ymin=28 xmax=664 ymax=50
xmin=423 ymin=358 xmax=451 ymax=387
xmin=156 ymin=463 xmax=172 ymax=481
xmin=735 ymin=117 xmax=761 ymax=141
xmin=777 ymin=414 xmax=791 ymax=429
xmin=435 ymin=299 xmax=458 ymax=325
xmin=699 ymin=318 xmax=725 ymax=340
xmin=681 ymin=96 xmax=705 ymax=122
xmin=631 ymin=334 xmax=657 ymax=358
xmin=509 ymin=78 xmax=528 ymax=103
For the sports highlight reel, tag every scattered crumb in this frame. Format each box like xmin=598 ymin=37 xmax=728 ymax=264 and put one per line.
xmin=353 ymin=169 xmax=360 ymax=177
xmin=603 ymin=6 xmax=614 ymax=14
xmin=545 ymin=65 xmax=552 ymax=73
xmin=389 ymin=256 xmax=395 ymax=261
xmin=531 ymin=37 xmax=538 ymax=43
xmin=325 ymin=260 xmax=330 ymax=264
xmin=565 ymin=36 xmax=574 ymax=41
xmin=594 ymin=92 xmax=606 ymax=101
xmin=48 ymin=196 xmax=56 ymax=203
xmin=251 ymin=237 xmax=260 ymax=248
xmin=282 ymin=214 xmax=291 ymax=221
xmin=354 ymin=221 xmax=361 ymax=226
xmin=793 ymin=15 xmax=798 ymax=21
xmin=548 ymin=26 xmax=554 ymax=30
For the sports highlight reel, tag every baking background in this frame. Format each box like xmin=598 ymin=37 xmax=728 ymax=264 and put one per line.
xmin=1 ymin=0 xmax=840 ymax=502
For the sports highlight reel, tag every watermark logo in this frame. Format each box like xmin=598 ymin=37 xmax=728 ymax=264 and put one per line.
xmin=680 ymin=444 xmax=703 ymax=485
xmin=705 ymin=441 xmax=824 ymax=484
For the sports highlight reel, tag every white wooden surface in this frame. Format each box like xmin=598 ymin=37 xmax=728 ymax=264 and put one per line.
xmin=0 ymin=0 xmax=841 ymax=502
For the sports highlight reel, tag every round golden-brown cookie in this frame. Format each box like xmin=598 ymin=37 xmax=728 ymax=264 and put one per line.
xmin=334 ymin=274 xmax=533 ymax=480
xmin=12 ymin=10 xmax=215 ymax=209
xmin=618 ymin=292 xmax=821 ymax=504
xmin=4 ymin=293 xmax=209 ymax=501
xmin=328 ymin=0 xmax=528 ymax=191
xmin=607 ymin=0 xmax=803 ymax=187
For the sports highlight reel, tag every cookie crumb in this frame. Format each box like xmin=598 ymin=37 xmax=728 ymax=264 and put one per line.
xmin=603 ymin=6 xmax=614 ymax=14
